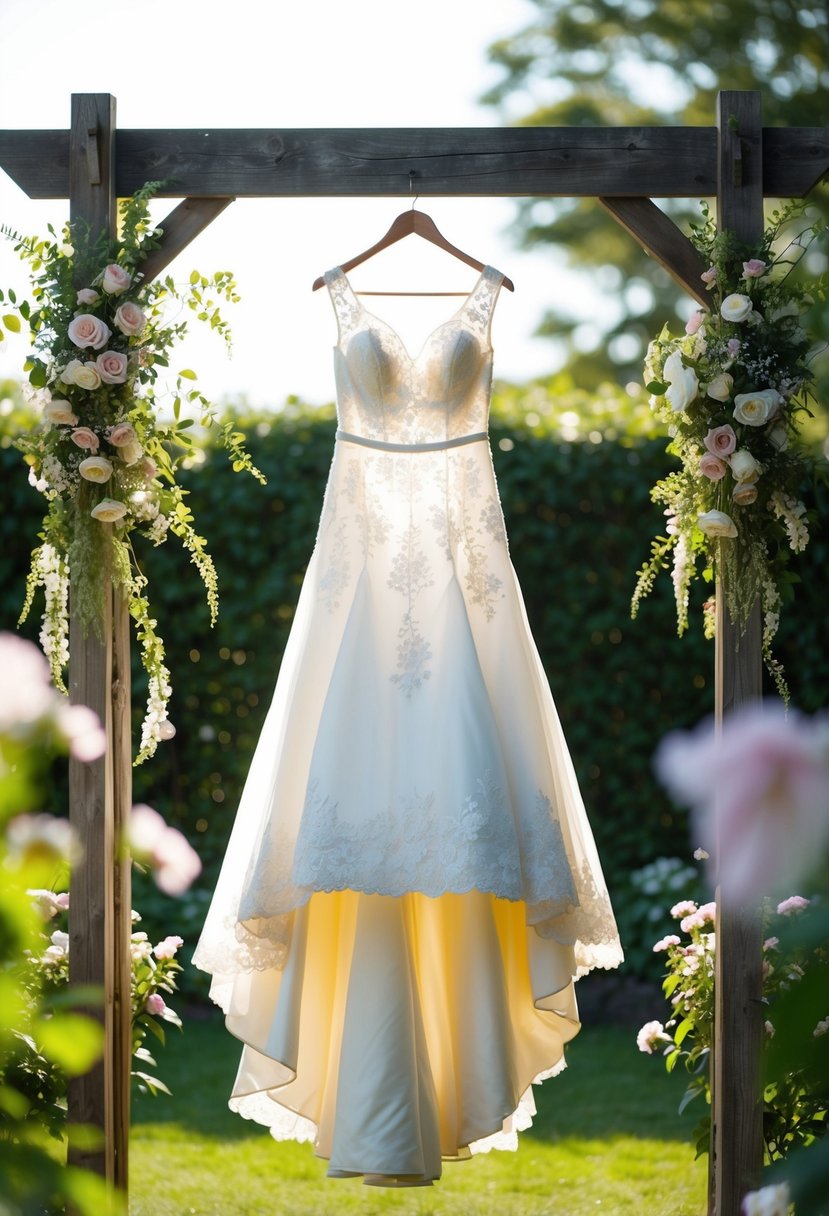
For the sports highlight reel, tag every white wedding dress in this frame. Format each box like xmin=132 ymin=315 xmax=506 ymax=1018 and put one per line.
xmin=193 ymin=265 xmax=623 ymax=1185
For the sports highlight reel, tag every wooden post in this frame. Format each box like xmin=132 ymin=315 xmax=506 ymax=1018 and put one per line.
xmin=67 ymin=93 xmax=132 ymax=1193
xmin=710 ymin=90 xmax=765 ymax=1216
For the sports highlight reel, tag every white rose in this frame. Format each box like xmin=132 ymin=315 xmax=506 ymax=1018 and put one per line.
xmin=101 ymin=263 xmax=131 ymax=295
xmin=732 ymin=482 xmax=758 ymax=506
xmin=720 ymin=293 xmax=754 ymax=322
xmin=705 ymin=373 xmax=733 ymax=402
xmin=76 ymin=288 xmax=100 ymax=306
xmin=698 ymin=509 xmax=738 ymax=538
xmin=90 ymin=498 xmax=127 ymax=523
xmin=43 ymin=399 xmax=78 ymax=426
xmin=114 ymin=301 xmax=146 ymax=337
xmin=663 ymin=351 xmax=699 ymax=412
xmin=62 ymin=359 xmax=102 ymax=391
xmin=733 ymin=388 xmax=782 ymax=426
xmin=729 ymin=449 xmax=760 ymax=484
xmin=78 ymin=456 xmax=114 ymax=484
xmin=117 ymin=438 xmax=144 ymax=466
xmin=67 ymin=313 xmax=111 ymax=351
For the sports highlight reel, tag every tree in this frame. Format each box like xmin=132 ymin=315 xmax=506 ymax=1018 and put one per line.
xmin=482 ymin=0 xmax=829 ymax=391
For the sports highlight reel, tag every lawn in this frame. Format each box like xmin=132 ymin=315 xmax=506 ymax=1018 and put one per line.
xmin=129 ymin=1013 xmax=707 ymax=1216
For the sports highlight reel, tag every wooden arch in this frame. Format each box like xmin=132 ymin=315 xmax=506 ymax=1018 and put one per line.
xmin=1 ymin=91 xmax=827 ymax=1216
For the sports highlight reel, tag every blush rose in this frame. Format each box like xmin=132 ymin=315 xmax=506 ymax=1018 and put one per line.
xmin=114 ymin=301 xmax=146 ymax=337
xmin=699 ymin=452 xmax=727 ymax=481
xmin=101 ymin=264 xmax=131 ymax=295
xmin=703 ymin=424 xmax=737 ymax=457
xmin=67 ymin=313 xmax=111 ymax=350
xmin=70 ymin=427 xmax=100 ymax=452
xmin=95 ymin=351 xmax=129 ymax=384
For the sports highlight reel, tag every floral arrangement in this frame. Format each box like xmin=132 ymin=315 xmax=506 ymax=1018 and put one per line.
xmin=0 ymin=183 xmax=264 ymax=762
xmin=637 ymin=893 xmax=828 ymax=1165
xmin=631 ymin=198 xmax=827 ymax=698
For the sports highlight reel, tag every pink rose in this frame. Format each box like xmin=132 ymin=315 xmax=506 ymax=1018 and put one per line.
xmin=67 ymin=313 xmax=111 ymax=351
xmin=141 ymin=456 xmax=158 ymax=481
xmin=101 ymin=263 xmax=131 ymax=295
xmin=70 ymin=427 xmax=100 ymax=452
xmin=95 ymin=351 xmax=129 ymax=384
xmin=108 ymin=422 xmax=137 ymax=447
xmin=145 ymin=993 xmax=167 ymax=1015
xmin=685 ymin=311 xmax=704 ymax=335
xmin=114 ymin=301 xmax=146 ymax=337
xmin=76 ymin=288 xmax=100 ymax=306
xmin=742 ymin=259 xmax=767 ymax=279
xmin=700 ymin=266 xmax=717 ymax=285
xmin=703 ymin=424 xmax=737 ymax=457
xmin=699 ymin=451 xmax=727 ymax=481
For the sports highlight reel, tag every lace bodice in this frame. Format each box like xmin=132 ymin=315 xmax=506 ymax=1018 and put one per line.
xmin=324 ymin=266 xmax=503 ymax=446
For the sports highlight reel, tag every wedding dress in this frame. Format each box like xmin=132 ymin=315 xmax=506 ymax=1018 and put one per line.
xmin=193 ymin=264 xmax=623 ymax=1185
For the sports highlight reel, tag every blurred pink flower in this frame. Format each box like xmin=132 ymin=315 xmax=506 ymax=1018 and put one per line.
xmin=776 ymin=895 xmax=810 ymax=916
xmin=685 ymin=311 xmax=704 ymax=335
xmin=656 ymin=703 xmax=829 ymax=901
xmin=153 ymin=935 xmax=184 ymax=960
xmin=145 ymin=993 xmax=167 ymax=1015
xmin=128 ymin=805 xmax=202 ymax=896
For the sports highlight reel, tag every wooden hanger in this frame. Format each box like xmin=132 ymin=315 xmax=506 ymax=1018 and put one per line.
xmin=312 ymin=208 xmax=515 ymax=293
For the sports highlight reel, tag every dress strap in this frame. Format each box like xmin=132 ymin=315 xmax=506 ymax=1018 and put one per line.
xmin=464 ymin=266 xmax=505 ymax=346
xmin=324 ymin=268 xmax=363 ymax=345
xmin=336 ymin=429 xmax=488 ymax=454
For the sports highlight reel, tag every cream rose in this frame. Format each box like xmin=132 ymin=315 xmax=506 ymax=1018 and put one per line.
xmin=729 ymin=449 xmax=761 ymax=484
xmin=43 ymin=399 xmax=78 ymax=426
xmin=698 ymin=509 xmax=738 ymax=538
xmin=90 ymin=498 xmax=127 ymax=523
xmin=117 ymin=438 xmax=144 ymax=466
xmin=101 ymin=263 xmax=131 ymax=295
xmin=79 ymin=456 xmax=114 ymax=484
xmin=663 ymin=351 xmax=699 ymax=413
xmin=70 ymin=427 xmax=99 ymax=452
xmin=76 ymin=287 xmax=100 ymax=306
xmin=720 ymin=293 xmax=754 ymax=323
xmin=95 ymin=351 xmax=129 ymax=385
xmin=67 ymin=313 xmax=111 ymax=351
xmin=732 ymin=482 xmax=758 ymax=506
xmin=114 ymin=301 xmax=146 ymax=337
xmin=705 ymin=373 xmax=733 ymax=402
xmin=699 ymin=452 xmax=727 ymax=481
xmin=62 ymin=360 xmax=102 ymax=391
xmin=733 ymin=388 xmax=782 ymax=426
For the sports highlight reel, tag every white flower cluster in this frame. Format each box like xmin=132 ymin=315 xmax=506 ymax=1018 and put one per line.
xmin=36 ymin=544 xmax=70 ymax=676
xmin=139 ymin=668 xmax=174 ymax=758
xmin=148 ymin=513 xmax=170 ymax=546
xmin=768 ymin=490 xmax=809 ymax=552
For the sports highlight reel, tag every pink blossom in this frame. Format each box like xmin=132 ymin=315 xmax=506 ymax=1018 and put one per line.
xmin=95 ymin=351 xmax=129 ymax=385
xmin=70 ymin=427 xmax=100 ymax=452
xmin=107 ymin=422 xmax=137 ymax=448
xmin=685 ymin=311 xmax=704 ymax=335
xmin=704 ymin=424 xmax=737 ymax=457
xmin=153 ymin=935 xmax=184 ymax=960
xmin=764 ymin=937 xmax=779 ymax=950
xmin=76 ymin=288 xmax=100 ymax=306
xmin=636 ymin=1020 xmax=669 ymax=1054
xmin=653 ymin=934 xmax=681 ymax=952
xmin=699 ymin=451 xmax=727 ymax=481
xmin=670 ymin=900 xmax=697 ymax=920
xmin=742 ymin=259 xmax=767 ymax=279
xmin=656 ymin=704 xmax=829 ymax=902
xmin=55 ymin=702 xmax=107 ymax=762
xmin=141 ymin=456 xmax=158 ymax=481
xmin=127 ymin=805 xmax=202 ymax=896
xmin=701 ymin=266 xmax=717 ymax=285
xmin=776 ymin=895 xmax=810 ymax=916
xmin=145 ymin=993 xmax=167 ymax=1015
xmin=680 ymin=902 xmax=717 ymax=933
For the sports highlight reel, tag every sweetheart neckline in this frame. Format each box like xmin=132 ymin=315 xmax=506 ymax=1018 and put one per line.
xmin=333 ymin=265 xmax=492 ymax=366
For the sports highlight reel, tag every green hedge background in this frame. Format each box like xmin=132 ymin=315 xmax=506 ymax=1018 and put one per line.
xmin=1 ymin=381 xmax=826 ymax=982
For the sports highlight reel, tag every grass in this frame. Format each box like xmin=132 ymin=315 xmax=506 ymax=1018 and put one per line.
xmin=128 ymin=1012 xmax=707 ymax=1216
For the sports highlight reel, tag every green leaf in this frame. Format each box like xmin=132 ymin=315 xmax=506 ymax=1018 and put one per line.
xmin=675 ymin=1016 xmax=695 ymax=1047
xmin=189 ymin=270 xmax=200 ymax=285
xmin=179 ymin=368 xmax=197 ymax=380
xmin=35 ymin=1012 xmax=104 ymax=1075
xmin=3 ymin=313 xmax=21 ymax=332
xmin=645 ymin=380 xmax=667 ymax=395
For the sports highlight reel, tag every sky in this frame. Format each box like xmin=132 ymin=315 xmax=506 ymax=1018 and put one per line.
xmin=0 ymin=0 xmax=616 ymax=408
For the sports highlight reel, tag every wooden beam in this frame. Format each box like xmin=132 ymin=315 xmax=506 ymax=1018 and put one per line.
xmin=1 ymin=125 xmax=825 ymax=202
xmin=66 ymin=93 xmax=131 ymax=1196
xmin=598 ymin=197 xmax=711 ymax=306
xmin=139 ymin=196 xmax=235 ymax=284
xmin=710 ymin=89 xmax=765 ymax=1216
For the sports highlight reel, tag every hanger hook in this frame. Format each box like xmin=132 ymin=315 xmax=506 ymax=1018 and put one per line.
xmin=408 ymin=169 xmax=420 ymax=210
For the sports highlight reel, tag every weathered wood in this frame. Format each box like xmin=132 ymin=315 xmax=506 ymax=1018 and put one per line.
xmin=66 ymin=94 xmax=131 ymax=1195
xmin=139 ymin=197 xmax=235 ymax=284
xmin=2 ymin=125 xmax=826 ymax=201
xmin=598 ymin=197 xmax=711 ymax=306
xmin=710 ymin=89 xmax=765 ymax=1216
xmin=111 ymin=590 xmax=132 ymax=1191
